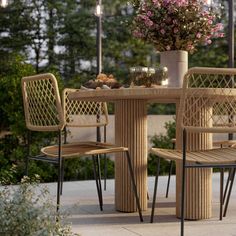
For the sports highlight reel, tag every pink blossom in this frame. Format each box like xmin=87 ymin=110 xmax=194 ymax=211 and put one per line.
xmin=218 ymin=33 xmax=224 ymax=38
xmin=173 ymin=19 xmax=178 ymax=25
xmin=160 ymin=29 xmax=165 ymax=35
xmin=147 ymin=11 xmax=153 ymax=17
xmin=152 ymin=0 xmax=161 ymax=8
xmin=166 ymin=17 xmax=172 ymax=23
xmin=196 ymin=32 xmax=202 ymax=38
xmin=186 ymin=43 xmax=195 ymax=52
xmin=133 ymin=30 xmax=144 ymax=39
xmin=173 ymin=27 xmax=179 ymax=33
xmin=207 ymin=39 xmax=212 ymax=44
xmin=215 ymin=23 xmax=223 ymax=30
xmin=166 ymin=45 xmax=171 ymax=50
xmin=208 ymin=20 xmax=213 ymax=25
xmin=145 ymin=19 xmax=154 ymax=27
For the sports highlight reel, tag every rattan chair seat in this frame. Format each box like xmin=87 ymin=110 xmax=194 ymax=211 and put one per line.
xmin=41 ymin=141 xmax=128 ymax=158
xmin=151 ymin=147 xmax=236 ymax=164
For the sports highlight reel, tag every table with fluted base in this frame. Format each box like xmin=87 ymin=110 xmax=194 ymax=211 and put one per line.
xmin=69 ymin=87 xmax=213 ymax=217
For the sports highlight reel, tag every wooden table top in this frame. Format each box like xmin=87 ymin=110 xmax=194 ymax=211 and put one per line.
xmin=68 ymin=87 xmax=182 ymax=103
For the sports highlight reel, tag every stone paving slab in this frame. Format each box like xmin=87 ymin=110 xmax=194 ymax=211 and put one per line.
xmin=45 ymin=173 xmax=236 ymax=236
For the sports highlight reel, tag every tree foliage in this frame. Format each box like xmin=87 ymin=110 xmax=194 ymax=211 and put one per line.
xmin=0 ymin=0 xmax=233 ymax=182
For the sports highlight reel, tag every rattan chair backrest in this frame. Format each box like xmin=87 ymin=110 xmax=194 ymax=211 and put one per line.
xmin=179 ymin=67 xmax=236 ymax=133
xmin=63 ymin=88 xmax=109 ymax=127
xmin=22 ymin=73 xmax=65 ymax=131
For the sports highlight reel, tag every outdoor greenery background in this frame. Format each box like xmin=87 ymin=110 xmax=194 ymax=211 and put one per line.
xmin=0 ymin=0 xmax=235 ymax=183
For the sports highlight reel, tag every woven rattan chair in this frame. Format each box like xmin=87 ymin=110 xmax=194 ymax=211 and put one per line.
xmin=21 ymin=73 xmax=143 ymax=222
xmin=150 ymin=67 xmax=236 ymax=235
xmin=63 ymin=88 xmax=109 ymax=210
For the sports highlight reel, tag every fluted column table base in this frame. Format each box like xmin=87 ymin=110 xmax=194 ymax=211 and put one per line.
xmin=115 ymin=100 xmax=148 ymax=212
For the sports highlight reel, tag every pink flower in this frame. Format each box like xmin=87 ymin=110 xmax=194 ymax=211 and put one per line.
xmin=208 ymin=20 xmax=213 ymax=25
xmin=160 ymin=29 xmax=165 ymax=35
xmin=145 ymin=19 xmax=154 ymax=27
xmin=173 ymin=19 xmax=178 ymax=25
xmin=207 ymin=39 xmax=212 ymax=44
xmin=196 ymin=32 xmax=202 ymax=38
xmin=147 ymin=11 xmax=153 ymax=17
xmin=133 ymin=30 xmax=144 ymax=39
xmin=166 ymin=45 xmax=171 ymax=50
xmin=187 ymin=44 xmax=195 ymax=52
xmin=166 ymin=17 xmax=172 ymax=23
xmin=152 ymin=0 xmax=161 ymax=8
xmin=173 ymin=27 xmax=179 ymax=33
xmin=215 ymin=23 xmax=223 ymax=30
xmin=218 ymin=33 xmax=224 ymax=38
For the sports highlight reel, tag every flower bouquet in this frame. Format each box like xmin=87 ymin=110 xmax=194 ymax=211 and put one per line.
xmin=132 ymin=0 xmax=224 ymax=53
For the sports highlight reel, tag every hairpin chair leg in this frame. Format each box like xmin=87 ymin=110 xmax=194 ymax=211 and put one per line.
xmin=220 ymin=169 xmax=224 ymax=220
xmin=166 ymin=160 xmax=173 ymax=198
xmin=150 ymin=157 xmax=160 ymax=223
xmin=25 ymin=131 xmax=31 ymax=176
xmin=223 ymin=168 xmax=234 ymax=204
xmin=57 ymin=131 xmax=62 ymax=212
xmin=181 ymin=129 xmax=187 ymax=236
xmin=223 ymin=168 xmax=236 ymax=217
xmin=125 ymin=151 xmax=143 ymax=222
xmin=60 ymin=158 xmax=65 ymax=195
xmin=92 ymin=155 xmax=103 ymax=211
xmin=104 ymin=154 xmax=107 ymax=190
xmin=165 ymin=140 xmax=176 ymax=198
xmin=60 ymin=127 xmax=68 ymax=196
xmin=97 ymin=155 xmax=103 ymax=207
xmin=103 ymin=126 xmax=107 ymax=191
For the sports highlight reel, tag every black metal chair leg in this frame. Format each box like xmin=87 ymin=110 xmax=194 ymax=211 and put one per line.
xmin=25 ymin=131 xmax=31 ymax=176
xmin=181 ymin=129 xmax=187 ymax=236
xmin=125 ymin=151 xmax=143 ymax=222
xmin=92 ymin=155 xmax=103 ymax=211
xmin=223 ymin=168 xmax=234 ymax=204
xmin=104 ymin=154 xmax=107 ymax=190
xmin=97 ymin=155 xmax=103 ymax=207
xmin=223 ymin=168 xmax=231 ymax=204
xmin=57 ymin=131 xmax=62 ymax=212
xmin=223 ymin=168 xmax=236 ymax=217
xmin=220 ymin=169 xmax=224 ymax=220
xmin=60 ymin=158 xmax=65 ymax=195
xmin=150 ymin=157 xmax=160 ymax=223
xmin=57 ymin=163 xmax=62 ymax=212
xmin=166 ymin=160 xmax=173 ymax=198
xmin=103 ymin=126 xmax=107 ymax=191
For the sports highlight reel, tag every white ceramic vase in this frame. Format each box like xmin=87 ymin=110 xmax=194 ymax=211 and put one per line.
xmin=160 ymin=50 xmax=188 ymax=87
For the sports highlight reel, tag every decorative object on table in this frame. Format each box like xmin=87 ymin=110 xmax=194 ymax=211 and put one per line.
xmin=84 ymin=73 xmax=122 ymax=89
xmin=129 ymin=66 xmax=168 ymax=87
xmin=131 ymin=0 xmax=224 ymax=87
xmin=160 ymin=50 xmax=188 ymax=87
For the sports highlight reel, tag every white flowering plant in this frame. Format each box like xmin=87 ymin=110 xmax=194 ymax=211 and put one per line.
xmin=132 ymin=0 xmax=224 ymax=53
xmin=0 ymin=173 xmax=79 ymax=236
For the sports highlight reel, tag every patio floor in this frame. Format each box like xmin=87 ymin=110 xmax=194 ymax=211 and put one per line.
xmin=46 ymin=173 xmax=236 ymax=236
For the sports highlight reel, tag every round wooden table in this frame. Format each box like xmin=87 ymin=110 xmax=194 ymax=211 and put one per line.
xmin=69 ymin=87 xmax=212 ymax=219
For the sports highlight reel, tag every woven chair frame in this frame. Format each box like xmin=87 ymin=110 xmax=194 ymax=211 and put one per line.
xmin=179 ymin=67 xmax=236 ymax=133
xmin=21 ymin=73 xmax=64 ymax=131
xmin=63 ymin=88 xmax=108 ymax=128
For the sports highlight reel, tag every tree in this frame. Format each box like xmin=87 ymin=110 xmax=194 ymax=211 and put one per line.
xmin=0 ymin=0 xmax=32 ymax=59
xmin=56 ymin=0 xmax=96 ymax=83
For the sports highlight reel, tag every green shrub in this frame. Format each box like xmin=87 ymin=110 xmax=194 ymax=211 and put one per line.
xmin=148 ymin=120 xmax=176 ymax=176
xmin=0 ymin=172 xmax=78 ymax=236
